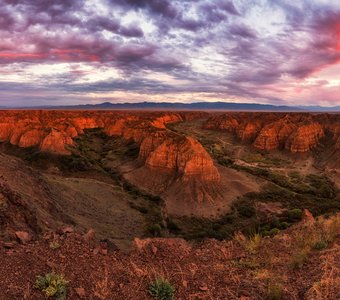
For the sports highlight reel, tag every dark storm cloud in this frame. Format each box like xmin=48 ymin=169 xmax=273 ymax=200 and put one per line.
xmin=113 ymin=0 xmax=179 ymax=19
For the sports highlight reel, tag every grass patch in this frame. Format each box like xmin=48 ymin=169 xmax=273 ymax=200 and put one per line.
xmin=149 ymin=278 xmax=175 ymax=300
xmin=49 ymin=241 xmax=61 ymax=250
xmin=35 ymin=273 xmax=68 ymax=300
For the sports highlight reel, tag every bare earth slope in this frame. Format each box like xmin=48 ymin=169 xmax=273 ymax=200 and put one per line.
xmin=0 ymin=152 xmax=145 ymax=248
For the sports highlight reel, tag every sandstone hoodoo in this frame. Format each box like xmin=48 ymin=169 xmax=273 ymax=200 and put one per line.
xmin=145 ymin=135 xmax=220 ymax=182
xmin=285 ymin=123 xmax=324 ymax=153
xmin=204 ymin=112 xmax=339 ymax=153
xmin=254 ymin=117 xmax=297 ymax=150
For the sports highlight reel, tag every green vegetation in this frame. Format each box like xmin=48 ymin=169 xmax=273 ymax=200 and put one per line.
xmin=147 ymin=224 xmax=162 ymax=237
xmin=233 ymin=199 xmax=256 ymax=218
xmin=241 ymin=152 xmax=290 ymax=167
xmin=35 ymin=273 xmax=68 ymax=300
xmin=287 ymin=208 xmax=303 ymax=221
xmin=312 ymin=240 xmax=328 ymax=250
xmin=235 ymin=232 xmax=262 ymax=254
xmin=149 ymin=278 xmax=175 ymax=300
xmin=290 ymin=216 xmax=339 ymax=269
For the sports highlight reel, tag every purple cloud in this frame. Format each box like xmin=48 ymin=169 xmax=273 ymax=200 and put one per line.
xmin=0 ymin=0 xmax=340 ymax=106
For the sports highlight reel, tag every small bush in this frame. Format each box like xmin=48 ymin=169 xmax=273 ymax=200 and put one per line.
xmin=263 ymin=228 xmax=280 ymax=237
xmin=247 ymin=233 xmax=262 ymax=253
xmin=234 ymin=200 xmax=256 ymax=218
xmin=235 ymin=232 xmax=262 ymax=254
xmin=313 ymin=240 xmax=328 ymax=250
xmin=35 ymin=273 xmax=68 ymax=300
xmin=149 ymin=278 xmax=175 ymax=300
xmin=278 ymin=222 xmax=290 ymax=229
xmin=49 ymin=241 xmax=61 ymax=250
xmin=287 ymin=208 xmax=303 ymax=222
xmin=167 ymin=220 xmax=181 ymax=233
xmin=269 ymin=228 xmax=280 ymax=236
xmin=147 ymin=224 xmax=162 ymax=237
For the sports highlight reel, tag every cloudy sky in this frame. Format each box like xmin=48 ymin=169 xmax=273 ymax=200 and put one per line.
xmin=0 ymin=0 xmax=340 ymax=107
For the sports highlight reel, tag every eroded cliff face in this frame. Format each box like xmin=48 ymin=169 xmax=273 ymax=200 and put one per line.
xmin=285 ymin=123 xmax=324 ymax=153
xmin=0 ymin=110 xmax=220 ymax=188
xmin=145 ymin=135 xmax=220 ymax=182
xmin=0 ymin=111 xmax=105 ymax=154
xmin=204 ymin=113 xmax=339 ymax=153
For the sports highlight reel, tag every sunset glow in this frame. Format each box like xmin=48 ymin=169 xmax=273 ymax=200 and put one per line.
xmin=0 ymin=0 xmax=340 ymax=107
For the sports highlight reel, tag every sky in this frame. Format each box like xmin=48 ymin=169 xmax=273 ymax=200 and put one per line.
xmin=0 ymin=0 xmax=340 ymax=107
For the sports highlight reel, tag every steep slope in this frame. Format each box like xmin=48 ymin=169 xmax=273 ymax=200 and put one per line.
xmin=0 ymin=152 xmax=146 ymax=246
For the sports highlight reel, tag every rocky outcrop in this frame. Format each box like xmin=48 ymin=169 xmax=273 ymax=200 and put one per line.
xmin=285 ymin=123 xmax=324 ymax=153
xmin=0 ymin=110 xmax=220 ymax=185
xmin=145 ymin=135 xmax=220 ymax=182
xmin=204 ymin=113 xmax=337 ymax=153
xmin=18 ymin=129 xmax=46 ymax=148
xmin=40 ymin=129 xmax=75 ymax=154
xmin=237 ymin=122 xmax=261 ymax=142
xmin=254 ymin=117 xmax=297 ymax=150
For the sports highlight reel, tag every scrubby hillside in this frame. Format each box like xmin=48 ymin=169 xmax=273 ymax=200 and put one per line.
xmin=0 ymin=212 xmax=338 ymax=299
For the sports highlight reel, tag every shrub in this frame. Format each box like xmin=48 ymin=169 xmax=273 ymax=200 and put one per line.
xmin=269 ymin=228 xmax=280 ymax=236
xmin=234 ymin=200 xmax=256 ymax=218
xmin=147 ymin=224 xmax=162 ymax=237
xmin=49 ymin=241 xmax=61 ymax=250
xmin=287 ymin=208 xmax=303 ymax=222
xmin=278 ymin=222 xmax=290 ymax=229
xmin=149 ymin=278 xmax=175 ymax=300
xmin=167 ymin=219 xmax=181 ymax=233
xmin=35 ymin=273 xmax=68 ymax=300
xmin=262 ymin=228 xmax=280 ymax=237
xmin=235 ymin=232 xmax=262 ymax=254
xmin=313 ymin=240 xmax=328 ymax=250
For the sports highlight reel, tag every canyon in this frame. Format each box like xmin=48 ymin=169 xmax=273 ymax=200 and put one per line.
xmin=0 ymin=110 xmax=339 ymax=299
xmin=0 ymin=110 xmax=338 ymax=222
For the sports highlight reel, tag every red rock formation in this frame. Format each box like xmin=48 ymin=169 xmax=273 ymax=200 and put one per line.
xmin=204 ymin=112 xmax=336 ymax=153
xmin=145 ymin=135 xmax=220 ymax=182
xmin=237 ymin=122 xmax=261 ymax=142
xmin=0 ymin=110 xmax=220 ymax=182
xmin=18 ymin=129 xmax=46 ymax=148
xmin=40 ymin=129 xmax=74 ymax=154
xmin=285 ymin=123 xmax=324 ymax=153
xmin=254 ymin=116 xmax=297 ymax=150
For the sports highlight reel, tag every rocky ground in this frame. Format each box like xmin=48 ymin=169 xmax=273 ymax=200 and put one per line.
xmin=0 ymin=212 xmax=338 ymax=300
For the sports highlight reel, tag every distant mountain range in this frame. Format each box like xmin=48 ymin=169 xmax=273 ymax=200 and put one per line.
xmin=2 ymin=101 xmax=340 ymax=112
